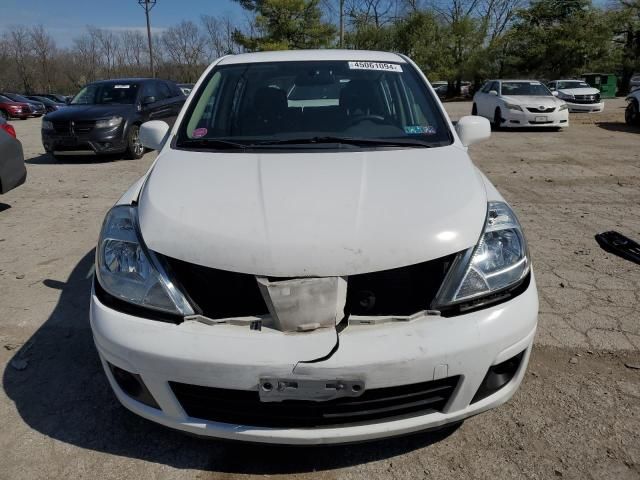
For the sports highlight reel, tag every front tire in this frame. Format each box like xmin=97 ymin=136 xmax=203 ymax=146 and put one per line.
xmin=625 ymin=100 xmax=639 ymax=126
xmin=125 ymin=125 xmax=145 ymax=160
xmin=0 ymin=110 xmax=7 ymax=121
xmin=493 ymin=108 xmax=502 ymax=130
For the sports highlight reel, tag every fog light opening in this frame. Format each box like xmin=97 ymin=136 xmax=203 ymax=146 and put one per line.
xmin=108 ymin=363 xmax=160 ymax=409
xmin=471 ymin=350 xmax=525 ymax=404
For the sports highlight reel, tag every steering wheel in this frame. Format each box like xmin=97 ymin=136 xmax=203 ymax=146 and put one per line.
xmin=348 ymin=114 xmax=386 ymax=126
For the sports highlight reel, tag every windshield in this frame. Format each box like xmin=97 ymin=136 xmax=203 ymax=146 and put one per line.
xmin=501 ymin=82 xmax=552 ymax=96
xmin=71 ymin=82 xmax=140 ymax=105
xmin=176 ymin=60 xmax=451 ymax=150
xmin=557 ymin=81 xmax=590 ymax=89
xmin=5 ymin=93 xmax=32 ymax=103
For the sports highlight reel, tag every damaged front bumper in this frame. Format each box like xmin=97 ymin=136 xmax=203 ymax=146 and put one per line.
xmin=90 ymin=276 xmax=538 ymax=444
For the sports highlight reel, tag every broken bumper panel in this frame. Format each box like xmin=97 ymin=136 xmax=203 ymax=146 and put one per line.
xmin=90 ymin=276 xmax=538 ymax=444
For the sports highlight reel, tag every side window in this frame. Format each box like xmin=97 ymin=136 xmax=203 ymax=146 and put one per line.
xmin=144 ymin=81 xmax=160 ymax=102
xmin=480 ymin=82 xmax=491 ymax=93
xmin=490 ymin=81 xmax=500 ymax=94
xmin=157 ymin=81 xmax=172 ymax=100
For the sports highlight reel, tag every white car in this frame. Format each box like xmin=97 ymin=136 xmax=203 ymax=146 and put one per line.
xmin=626 ymin=88 xmax=640 ymax=126
xmin=473 ymin=79 xmax=569 ymax=129
xmin=547 ymin=80 xmax=604 ymax=113
xmin=90 ymin=50 xmax=538 ymax=444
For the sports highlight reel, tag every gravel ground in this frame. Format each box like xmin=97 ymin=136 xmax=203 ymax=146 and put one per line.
xmin=0 ymin=99 xmax=639 ymax=479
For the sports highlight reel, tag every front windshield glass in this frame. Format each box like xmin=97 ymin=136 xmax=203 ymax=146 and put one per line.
xmin=501 ymin=82 xmax=552 ymax=96
xmin=557 ymin=81 xmax=590 ymax=89
xmin=176 ymin=60 xmax=451 ymax=150
xmin=71 ymin=82 xmax=140 ymax=105
xmin=5 ymin=93 xmax=31 ymax=103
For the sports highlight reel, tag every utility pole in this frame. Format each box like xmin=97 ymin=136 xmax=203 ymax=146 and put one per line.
xmin=339 ymin=0 xmax=344 ymax=48
xmin=138 ymin=0 xmax=157 ymax=77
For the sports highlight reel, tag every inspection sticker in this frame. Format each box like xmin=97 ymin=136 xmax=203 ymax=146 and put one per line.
xmin=348 ymin=61 xmax=403 ymax=72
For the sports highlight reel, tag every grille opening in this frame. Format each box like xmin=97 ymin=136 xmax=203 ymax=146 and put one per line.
xmin=160 ymin=253 xmax=456 ymax=320
xmin=170 ymin=376 xmax=460 ymax=428
xmin=346 ymin=254 xmax=455 ymax=316
xmin=164 ymin=256 xmax=270 ymax=319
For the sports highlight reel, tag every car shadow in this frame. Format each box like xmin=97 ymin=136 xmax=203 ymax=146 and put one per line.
xmin=26 ymin=153 xmax=119 ymax=165
xmin=3 ymin=250 xmax=460 ymax=473
xmin=0 ymin=203 xmax=11 ymax=213
xmin=595 ymin=122 xmax=639 ymax=133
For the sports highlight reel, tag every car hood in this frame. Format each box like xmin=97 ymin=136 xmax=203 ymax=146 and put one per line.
xmin=44 ymin=104 xmax=132 ymax=121
xmin=557 ymin=87 xmax=600 ymax=96
xmin=138 ymin=146 xmax=488 ymax=276
xmin=502 ymin=95 xmax=562 ymax=107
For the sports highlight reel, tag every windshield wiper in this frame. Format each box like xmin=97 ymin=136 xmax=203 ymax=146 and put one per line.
xmin=179 ymin=138 xmax=248 ymax=150
xmin=255 ymin=136 xmax=433 ymax=148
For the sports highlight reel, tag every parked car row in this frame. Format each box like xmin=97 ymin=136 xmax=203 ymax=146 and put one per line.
xmin=472 ymin=79 xmax=570 ymax=129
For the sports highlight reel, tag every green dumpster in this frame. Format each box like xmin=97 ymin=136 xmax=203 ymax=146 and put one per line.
xmin=581 ymin=73 xmax=617 ymax=98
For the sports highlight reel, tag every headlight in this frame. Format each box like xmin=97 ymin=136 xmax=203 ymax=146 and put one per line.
xmin=95 ymin=116 xmax=123 ymax=128
xmin=42 ymin=120 xmax=53 ymax=130
xmin=433 ymin=201 xmax=529 ymax=308
xmin=96 ymin=205 xmax=194 ymax=316
xmin=504 ymin=103 xmax=522 ymax=111
xmin=558 ymin=103 xmax=568 ymax=111
xmin=557 ymin=92 xmax=574 ymax=100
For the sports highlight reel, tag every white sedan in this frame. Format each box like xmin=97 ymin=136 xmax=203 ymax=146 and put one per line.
xmin=90 ymin=50 xmax=538 ymax=444
xmin=473 ymin=80 xmax=569 ymax=129
xmin=547 ymin=80 xmax=604 ymax=113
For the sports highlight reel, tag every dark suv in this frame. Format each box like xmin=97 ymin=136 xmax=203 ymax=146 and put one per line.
xmin=41 ymin=78 xmax=185 ymax=160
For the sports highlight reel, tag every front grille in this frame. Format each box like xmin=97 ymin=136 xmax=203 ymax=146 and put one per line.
xmin=161 ymin=253 xmax=456 ymax=320
xmin=170 ymin=376 xmax=460 ymax=427
xmin=52 ymin=121 xmax=70 ymax=133
xmin=52 ymin=120 xmax=95 ymax=134
xmin=572 ymin=94 xmax=600 ymax=104
xmin=526 ymin=106 xmax=556 ymax=113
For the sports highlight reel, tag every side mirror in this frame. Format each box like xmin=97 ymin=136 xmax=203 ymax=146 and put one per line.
xmin=456 ymin=115 xmax=491 ymax=147
xmin=65 ymin=97 xmax=71 ymax=104
xmin=139 ymin=120 xmax=170 ymax=151
xmin=551 ymin=91 xmax=559 ymax=97
xmin=489 ymin=90 xmax=498 ymax=96
xmin=142 ymin=95 xmax=156 ymax=105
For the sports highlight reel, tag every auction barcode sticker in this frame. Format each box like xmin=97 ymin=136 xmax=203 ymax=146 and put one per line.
xmin=348 ymin=61 xmax=403 ymax=72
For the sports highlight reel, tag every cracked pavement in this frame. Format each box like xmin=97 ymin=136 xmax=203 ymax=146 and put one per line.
xmin=0 ymin=99 xmax=638 ymax=479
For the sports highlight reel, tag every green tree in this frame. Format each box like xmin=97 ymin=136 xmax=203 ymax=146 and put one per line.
xmin=504 ymin=0 xmax=617 ymax=78
xmin=233 ymin=0 xmax=336 ymax=51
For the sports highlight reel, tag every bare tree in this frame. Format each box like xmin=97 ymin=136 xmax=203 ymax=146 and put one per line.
xmin=162 ymin=21 xmax=207 ymax=81
xmin=30 ymin=25 xmax=57 ymax=92
xmin=201 ymin=15 xmax=239 ymax=60
xmin=3 ymin=26 xmax=35 ymax=92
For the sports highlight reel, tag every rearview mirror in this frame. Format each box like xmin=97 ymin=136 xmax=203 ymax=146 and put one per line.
xmin=489 ymin=90 xmax=498 ymax=96
xmin=456 ymin=115 xmax=491 ymax=147
xmin=139 ymin=120 xmax=170 ymax=151
xmin=142 ymin=95 xmax=156 ymax=105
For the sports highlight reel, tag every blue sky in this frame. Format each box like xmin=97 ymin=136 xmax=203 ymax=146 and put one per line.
xmin=0 ymin=0 xmax=247 ymax=46
xmin=0 ymin=0 xmax=610 ymax=48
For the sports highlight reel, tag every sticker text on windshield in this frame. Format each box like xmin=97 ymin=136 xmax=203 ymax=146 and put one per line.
xmin=348 ymin=62 xmax=403 ymax=72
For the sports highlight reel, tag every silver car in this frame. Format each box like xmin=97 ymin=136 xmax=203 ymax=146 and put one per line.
xmin=0 ymin=117 xmax=26 ymax=194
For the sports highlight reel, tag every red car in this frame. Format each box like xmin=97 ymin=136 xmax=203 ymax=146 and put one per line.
xmin=0 ymin=94 xmax=31 ymax=121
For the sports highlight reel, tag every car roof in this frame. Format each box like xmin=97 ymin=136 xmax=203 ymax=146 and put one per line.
xmin=218 ymin=49 xmax=407 ymax=65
